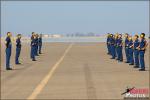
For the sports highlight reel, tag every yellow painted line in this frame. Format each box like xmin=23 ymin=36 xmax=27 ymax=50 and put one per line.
xmin=27 ymin=43 xmax=73 ymax=100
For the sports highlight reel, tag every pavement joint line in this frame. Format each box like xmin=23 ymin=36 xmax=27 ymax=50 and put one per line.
xmin=27 ymin=43 xmax=74 ymax=100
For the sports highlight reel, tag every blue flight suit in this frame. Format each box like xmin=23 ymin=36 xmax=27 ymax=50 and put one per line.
xmin=128 ymin=40 xmax=134 ymax=64
xmin=107 ymin=36 xmax=111 ymax=54
xmin=15 ymin=38 xmax=21 ymax=64
xmin=31 ymin=38 xmax=36 ymax=60
xmin=115 ymin=38 xmax=119 ymax=59
xmin=133 ymin=39 xmax=139 ymax=67
xmin=125 ymin=38 xmax=130 ymax=63
xmin=5 ymin=37 xmax=12 ymax=69
xmin=106 ymin=36 xmax=109 ymax=54
xmin=139 ymin=38 xmax=146 ymax=70
xmin=110 ymin=37 xmax=116 ymax=59
xmin=38 ymin=37 xmax=42 ymax=54
xmin=30 ymin=36 xmax=34 ymax=58
xmin=117 ymin=38 xmax=123 ymax=61
xmin=35 ymin=38 xmax=39 ymax=56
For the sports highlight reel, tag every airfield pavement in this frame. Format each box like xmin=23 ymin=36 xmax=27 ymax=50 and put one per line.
xmin=0 ymin=42 xmax=149 ymax=99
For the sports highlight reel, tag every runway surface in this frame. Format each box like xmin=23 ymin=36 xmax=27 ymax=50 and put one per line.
xmin=0 ymin=43 xmax=149 ymax=99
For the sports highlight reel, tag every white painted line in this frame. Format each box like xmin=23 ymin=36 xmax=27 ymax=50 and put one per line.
xmin=27 ymin=43 xmax=73 ymax=99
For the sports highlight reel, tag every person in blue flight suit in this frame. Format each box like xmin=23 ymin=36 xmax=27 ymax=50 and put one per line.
xmin=5 ymin=32 xmax=12 ymax=70
xmin=15 ymin=34 xmax=22 ymax=64
xmin=114 ymin=33 xmax=119 ymax=60
xmin=133 ymin=34 xmax=140 ymax=68
xmin=30 ymin=32 xmax=35 ymax=59
xmin=124 ymin=33 xmax=130 ymax=63
xmin=108 ymin=34 xmax=113 ymax=56
xmin=35 ymin=34 xmax=39 ymax=56
xmin=110 ymin=34 xmax=116 ymax=59
xmin=128 ymin=36 xmax=134 ymax=65
xmin=116 ymin=34 xmax=123 ymax=62
xmin=106 ymin=33 xmax=111 ymax=55
xmin=31 ymin=34 xmax=37 ymax=61
xmin=137 ymin=33 xmax=148 ymax=71
xmin=38 ymin=34 xmax=42 ymax=54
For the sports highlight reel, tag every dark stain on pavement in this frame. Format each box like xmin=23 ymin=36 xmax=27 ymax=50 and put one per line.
xmin=84 ymin=63 xmax=97 ymax=99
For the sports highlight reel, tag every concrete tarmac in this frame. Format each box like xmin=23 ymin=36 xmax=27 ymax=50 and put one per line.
xmin=0 ymin=42 xmax=149 ymax=99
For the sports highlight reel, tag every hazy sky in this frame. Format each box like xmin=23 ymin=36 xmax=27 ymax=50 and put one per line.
xmin=1 ymin=1 xmax=149 ymax=36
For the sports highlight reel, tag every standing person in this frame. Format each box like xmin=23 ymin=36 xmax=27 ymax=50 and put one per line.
xmin=35 ymin=34 xmax=39 ymax=56
xmin=117 ymin=34 xmax=123 ymax=62
xmin=15 ymin=34 xmax=22 ymax=64
xmin=38 ymin=34 xmax=42 ymax=54
xmin=31 ymin=34 xmax=37 ymax=61
xmin=128 ymin=35 xmax=134 ymax=65
xmin=30 ymin=32 xmax=35 ymax=59
xmin=124 ymin=33 xmax=130 ymax=63
xmin=115 ymin=33 xmax=119 ymax=60
xmin=110 ymin=34 xmax=116 ymax=59
xmin=133 ymin=34 xmax=140 ymax=68
xmin=5 ymin=32 xmax=12 ymax=70
xmin=106 ymin=33 xmax=111 ymax=55
xmin=138 ymin=33 xmax=148 ymax=71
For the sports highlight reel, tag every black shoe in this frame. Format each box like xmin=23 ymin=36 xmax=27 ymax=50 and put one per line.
xmin=32 ymin=59 xmax=37 ymax=61
xmin=6 ymin=68 xmax=12 ymax=70
xmin=119 ymin=60 xmax=123 ymax=62
xmin=110 ymin=58 xmax=115 ymax=59
xmin=129 ymin=63 xmax=134 ymax=65
xmin=125 ymin=61 xmax=129 ymax=63
xmin=16 ymin=63 xmax=21 ymax=65
xmin=39 ymin=53 xmax=42 ymax=54
xmin=139 ymin=69 xmax=145 ymax=71
xmin=134 ymin=66 xmax=139 ymax=68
